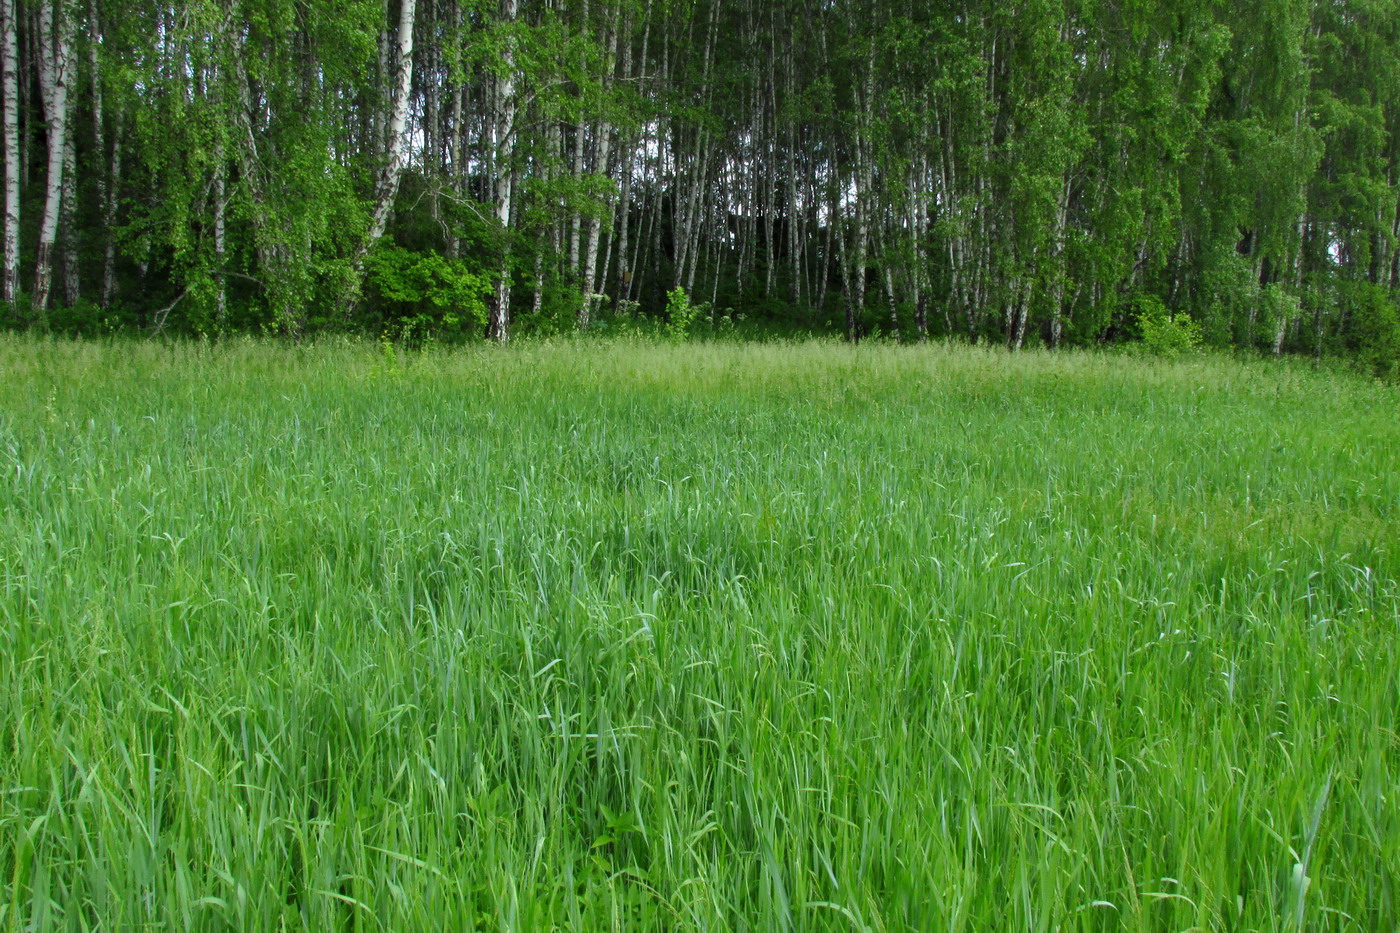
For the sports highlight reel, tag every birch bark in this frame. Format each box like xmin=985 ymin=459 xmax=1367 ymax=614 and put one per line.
xmin=362 ymin=0 xmax=417 ymax=251
xmin=1 ymin=0 xmax=19 ymax=303
xmin=579 ymin=13 xmax=618 ymax=321
xmin=488 ymin=0 xmax=518 ymax=342
xmin=59 ymin=127 xmax=77 ymax=305
xmin=32 ymin=0 xmax=77 ymax=313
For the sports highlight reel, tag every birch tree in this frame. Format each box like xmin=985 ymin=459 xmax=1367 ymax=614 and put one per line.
xmin=362 ymin=0 xmax=418 ymax=253
xmin=31 ymin=0 xmax=76 ymax=314
xmin=0 ymin=0 xmax=18 ymax=304
xmin=488 ymin=0 xmax=519 ymax=342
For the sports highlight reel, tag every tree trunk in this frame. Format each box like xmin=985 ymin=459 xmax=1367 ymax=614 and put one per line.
xmin=1 ymin=0 xmax=19 ymax=304
xmin=1048 ymin=176 xmax=1070 ymax=348
xmin=883 ymin=264 xmax=898 ymax=337
xmin=58 ymin=125 xmax=78 ymax=306
xmin=579 ymin=11 xmax=618 ymax=321
xmin=100 ymin=114 xmax=121 ymax=307
xmin=910 ymin=152 xmax=928 ymax=342
xmin=489 ymin=0 xmax=518 ymax=342
xmin=213 ymin=150 xmax=227 ymax=324
xmin=568 ymin=128 xmax=586 ymax=279
xmin=362 ymin=0 xmax=417 ymax=253
xmin=86 ymin=0 xmax=120 ymax=309
xmin=845 ymin=49 xmax=875 ymax=342
xmin=446 ymin=0 xmax=465 ymax=258
xmin=32 ymin=0 xmax=76 ymax=315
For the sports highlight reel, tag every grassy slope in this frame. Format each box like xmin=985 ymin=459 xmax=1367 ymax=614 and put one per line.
xmin=0 ymin=336 xmax=1397 ymax=931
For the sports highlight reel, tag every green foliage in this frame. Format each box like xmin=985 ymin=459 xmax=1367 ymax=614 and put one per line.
xmin=6 ymin=0 xmax=1400 ymax=373
xmin=43 ymin=299 xmax=120 ymax=338
xmin=1339 ymin=280 xmax=1400 ymax=380
xmin=1196 ymin=253 xmax=1261 ymax=346
xmin=1257 ymin=282 xmax=1301 ymax=345
xmin=662 ymin=286 xmax=705 ymax=342
xmin=1135 ymin=295 xmax=1204 ymax=357
xmin=364 ymin=245 xmax=490 ymax=342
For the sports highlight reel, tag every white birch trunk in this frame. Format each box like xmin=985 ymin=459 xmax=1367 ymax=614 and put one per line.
xmin=579 ymin=18 xmax=617 ymax=321
xmin=1049 ymin=176 xmax=1070 ymax=348
xmin=363 ymin=0 xmax=417 ymax=251
xmin=1 ymin=0 xmax=19 ymax=303
xmin=446 ymin=0 xmax=465 ymax=258
xmin=910 ymin=153 xmax=928 ymax=341
xmin=569 ymin=127 xmax=586 ymax=277
xmin=32 ymin=0 xmax=76 ymax=313
xmin=213 ymin=152 xmax=227 ymax=324
xmin=883 ymin=264 xmax=898 ymax=336
xmin=489 ymin=0 xmax=518 ymax=342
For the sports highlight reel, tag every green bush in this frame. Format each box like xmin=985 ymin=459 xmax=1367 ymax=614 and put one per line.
xmin=663 ymin=286 xmax=705 ymax=342
xmin=1136 ymin=295 xmax=1203 ymax=357
xmin=364 ymin=244 xmax=490 ymax=342
xmin=1340 ymin=281 xmax=1400 ymax=380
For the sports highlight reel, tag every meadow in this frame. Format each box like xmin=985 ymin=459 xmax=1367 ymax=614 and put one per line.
xmin=0 ymin=336 xmax=1396 ymax=931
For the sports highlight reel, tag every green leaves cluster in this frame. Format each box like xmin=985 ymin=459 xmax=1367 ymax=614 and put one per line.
xmin=1135 ymin=295 xmax=1203 ymax=357
xmin=365 ymin=246 xmax=490 ymax=341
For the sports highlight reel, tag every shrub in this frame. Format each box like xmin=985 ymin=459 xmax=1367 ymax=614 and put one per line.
xmin=1136 ymin=296 xmax=1203 ymax=357
xmin=664 ymin=286 xmax=705 ymax=342
xmin=1340 ymin=281 xmax=1400 ymax=380
xmin=364 ymin=245 xmax=490 ymax=343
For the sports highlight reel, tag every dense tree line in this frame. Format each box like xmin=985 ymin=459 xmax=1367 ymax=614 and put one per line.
xmin=0 ymin=0 xmax=1397 ymax=369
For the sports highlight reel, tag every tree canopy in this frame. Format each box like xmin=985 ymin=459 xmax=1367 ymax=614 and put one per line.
xmin=1 ymin=0 xmax=1397 ymax=370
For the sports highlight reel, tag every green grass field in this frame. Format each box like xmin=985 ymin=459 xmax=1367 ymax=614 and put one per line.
xmin=1 ymin=336 xmax=1397 ymax=931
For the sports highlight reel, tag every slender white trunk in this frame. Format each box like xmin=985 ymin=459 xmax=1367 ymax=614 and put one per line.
xmin=1 ymin=0 xmax=19 ymax=303
xmin=1012 ymin=275 xmax=1031 ymax=350
xmin=446 ymin=0 xmax=465 ymax=258
xmin=363 ymin=0 xmax=417 ymax=250
xmin=531 ymin=251 xmax=544 ymax=316
xmin=786 ymin=127 xmax=801 ymax=309
xmin=568 ymin=0 xmax=591 ymax=281
xmin=684 ymin=143 xmax=709 ymax=294
xmin=846 ymin=50 xmax=874 ymax=341
xmin=33 ymin=0 xmax=76 ymax=313
xmin=614 ymin=141 xmax=634 ymax=302
xmin=580 ymin=18 xmax=618 ymax=320
xmin=1049 ymin=176 xmax=1070 ymax=348
xmin=213 ymin=153 xmax=227 ymax=324
xmin=375 ymin=0 xmax=391 ymax=162
xmin=883 ymin=264 xmax=897 ymax=336
xmin=1391 ymin=188 xmax=1400 ymax=288
xmin=569 ymin=128 xmax=586 ymax=277
xmin=489 ymin=0 xmax=518 ymax=342
xmin=910 ymin=152 xmax=928 ymax=341
xmin=672 ymin=133 xmax=693 ymax=288
xmin=614 ymin=0 xmax=649 ymax=304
